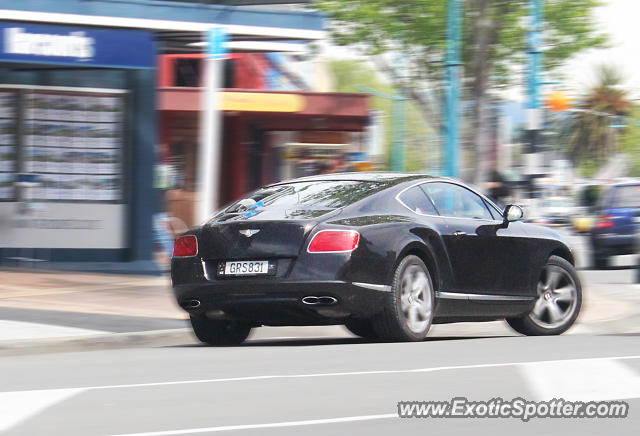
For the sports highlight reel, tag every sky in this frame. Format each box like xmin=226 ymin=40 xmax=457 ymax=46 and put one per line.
xmin=560 ymin=0 xmax=640 ymax=101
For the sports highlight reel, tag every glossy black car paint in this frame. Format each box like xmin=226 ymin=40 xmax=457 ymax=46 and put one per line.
xmin=171 ymin=173 xmax=575 ymax=326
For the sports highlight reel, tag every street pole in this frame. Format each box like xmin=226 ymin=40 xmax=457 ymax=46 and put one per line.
xmin=444 ymin=0 xmax=461 ymax=178
xmin=524 ymin=0 xmax=543 ymax=191
xmin=196 ymin=27 xmax=227 ymax=224
xmin=391 ymin=86 xmax=406 ymax=172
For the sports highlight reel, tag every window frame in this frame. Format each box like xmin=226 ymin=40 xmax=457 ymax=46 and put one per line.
xmin=396 ymin=184 xmax=439 ymax=216
xmin=396 ymin=180 xmax=502 ymax=222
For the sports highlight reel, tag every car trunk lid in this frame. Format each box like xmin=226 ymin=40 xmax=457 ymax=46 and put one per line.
xmin=198 ymin=213 xmax=331 ymax=260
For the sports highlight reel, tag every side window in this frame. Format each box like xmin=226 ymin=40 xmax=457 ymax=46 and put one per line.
xmin=398 ymin=186 xmax=438 ymax=215
xmin=423 ymin=182 xmax=494 ymax=220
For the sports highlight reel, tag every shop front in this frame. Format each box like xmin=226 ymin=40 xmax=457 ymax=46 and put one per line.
xmin=158 ymin=87 xmax=371 ymax=227
xmin=0 ymin=21 xmax=156 ymax=267
xmin=0 ymin=0 xmax=327 ymax=271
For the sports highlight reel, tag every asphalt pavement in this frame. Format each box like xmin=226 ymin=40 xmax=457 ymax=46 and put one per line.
xmin=1 ymin=334 xmax=639 ymax=435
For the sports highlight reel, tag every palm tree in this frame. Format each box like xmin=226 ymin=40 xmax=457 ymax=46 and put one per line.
xmin=560 ymin=65 xmax=631 ymax=174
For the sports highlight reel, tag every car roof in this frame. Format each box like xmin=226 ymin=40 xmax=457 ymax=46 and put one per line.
xmin=270 ymin=172 xmax=443 ymax=186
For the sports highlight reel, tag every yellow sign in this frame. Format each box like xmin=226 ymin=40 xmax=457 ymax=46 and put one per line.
xmin=220 ymin=92 xmax=305 ymax=113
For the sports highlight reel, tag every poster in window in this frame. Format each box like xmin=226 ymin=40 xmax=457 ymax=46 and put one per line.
xmin=0 ymin=146 xmax=15 ymax=172
xmin=101 ymin=149 xmax=119 ymax=174
xmin=0 ymin=92 xmax=15 ymax=118
xmin=17 ymin=89 xmax=124 ymax=203
xmin=0 ymin=119 xmax=14 ymax=144
xmin=0 ymin=173 xmax=14 ymax=199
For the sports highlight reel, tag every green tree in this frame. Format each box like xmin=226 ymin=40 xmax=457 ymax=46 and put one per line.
xmin=315 ymin=0 xmax=607 ymax=181
xmin=328 ymin=59 xmax=437 ymax=171
xmin=558 ymin=65 xmax=631 ymax=176
xmin=620 ymin=105 xmax=640 ymax=178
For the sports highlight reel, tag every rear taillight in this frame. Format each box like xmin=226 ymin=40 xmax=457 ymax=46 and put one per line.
xmin=596 ymin=215 xmax=614 ymax=229
xmin=173 ymin=235 xmax=198 ymax=257
xmin=308 ymin=230 xmax=359 ymax=253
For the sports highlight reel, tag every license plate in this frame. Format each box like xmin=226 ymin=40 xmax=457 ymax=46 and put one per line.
xmin=222 ymin=260 xmax=270 ymax=276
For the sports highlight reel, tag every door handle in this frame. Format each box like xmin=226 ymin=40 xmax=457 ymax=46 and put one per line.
xmin=453 ymin=230 xmax=467 ymax=238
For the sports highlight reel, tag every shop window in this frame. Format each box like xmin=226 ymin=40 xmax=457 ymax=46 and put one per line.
xmin=175 ymin=58 xmax=201 ymax=87
xmin=223 ymin=59 xmax=235 ymax=89
xmin=0 ymin=87 xmax=126 ymax=203
xmin=174 ymin=58 xmax=235 ymax=88
xmin=0 ymin=90 xmax=18 ymax=201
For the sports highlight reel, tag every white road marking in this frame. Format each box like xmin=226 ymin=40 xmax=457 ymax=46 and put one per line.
xmin=521 ymin=358 xmax=640 ymax=401
xmin=81 ymin=354 xmax=640 ymax=391
xmin=0 ymin=320 xmax=107 ymax=341
xmin=4 ymin=355 xmax=640 ymax=393
xmin=0 ymin=388 xmax=86 ymax=432
xmin=110 ymin=414 xmax=397 ymax=436
xmin=3 ymin=355 xmax=640 ymax=433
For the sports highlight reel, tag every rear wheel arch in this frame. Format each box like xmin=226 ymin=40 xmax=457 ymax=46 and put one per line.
xmin=395 ymin=242 xmax=441 ymax=293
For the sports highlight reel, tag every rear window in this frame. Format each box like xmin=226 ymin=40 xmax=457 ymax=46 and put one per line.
xmin=610 ymin=185 xmax=640 ymax=208
xmin=222 ymin=181 xmax=387 ymax=214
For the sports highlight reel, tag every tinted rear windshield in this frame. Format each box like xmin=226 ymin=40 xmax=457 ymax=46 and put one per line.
xmin=609 ymin=185 xmax=640 ymax=208
xmin=215 ymin=180 xmax=387 ymax=220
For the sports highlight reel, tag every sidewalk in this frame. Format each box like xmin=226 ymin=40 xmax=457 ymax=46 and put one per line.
xmin=0 ymin=269 xmax=182 ymax=320
xmin=0 ymin=268 xmax=639 ymax=355
xmin=0 ymin=269 xmax=189 ymax=355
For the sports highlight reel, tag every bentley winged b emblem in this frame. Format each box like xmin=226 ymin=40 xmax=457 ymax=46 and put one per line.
xmin=239 ymin=229 xmax=260 ymax=238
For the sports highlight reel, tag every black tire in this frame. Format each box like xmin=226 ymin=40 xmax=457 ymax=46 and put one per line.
xmin=190 ymin=316 xmax=252 ymax=346
xmin=506 ymin=255 xmax=582 ymax=336
xmin=344 ymin=319 xmax=378 ymax=339
xmin=372 ymin=255 xmax=435 ymax=342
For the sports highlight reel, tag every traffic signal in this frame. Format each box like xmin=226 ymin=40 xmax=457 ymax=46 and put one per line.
xmin=545 ymin=90 xmax=570 ymax=112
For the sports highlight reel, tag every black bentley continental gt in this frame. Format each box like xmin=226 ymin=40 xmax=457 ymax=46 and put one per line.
xmin=171 ymin=173 xmax=582 ymax=345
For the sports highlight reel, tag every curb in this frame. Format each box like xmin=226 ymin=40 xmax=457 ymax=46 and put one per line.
xmin=0 ymin=261 xmax=168 ymax=276
xmin=581 ymin=283 xmax=640 ymax=335
xmin=0 ymin=328 xmax=195 ymax=357
xmin=582 ymin=313 xmax=640 ymax=335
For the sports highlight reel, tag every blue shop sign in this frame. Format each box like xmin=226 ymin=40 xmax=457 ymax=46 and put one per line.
xmin=0 ymin=22 xmax=154 ymax=69
xmin=206 ymin=27 xmax=228 ymax=61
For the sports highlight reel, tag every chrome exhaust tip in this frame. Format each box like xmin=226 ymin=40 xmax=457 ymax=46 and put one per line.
xmin=302 ymin=296 xmax=319 ymax=305
xmin=182 ymin=299 xmax=201 ymax=310
xmin=302 ymin=296 xmax=338 ymax=305
xmin=317 ymin=296 xmax=338 ymax=305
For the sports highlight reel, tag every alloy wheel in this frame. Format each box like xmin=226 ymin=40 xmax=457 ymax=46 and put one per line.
xmin=529 ymin=264 xmax=578 ymax=329
xmin=399 ymin=264 xmax=433 ymax=333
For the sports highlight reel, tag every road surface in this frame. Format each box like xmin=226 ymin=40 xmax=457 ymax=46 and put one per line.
xmin=1 ymin=333 xmax=639 ymax=435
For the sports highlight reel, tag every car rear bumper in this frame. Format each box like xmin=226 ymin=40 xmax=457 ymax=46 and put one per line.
xmin=591 ymin=233 xmax=636 ymax=255
xmin=173 ymin=279 xmax=390 ymax=326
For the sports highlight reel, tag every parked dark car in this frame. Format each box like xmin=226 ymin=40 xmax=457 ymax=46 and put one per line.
xmin=171 ymin=173 xmax=582 ymax=344
xmin=590 ymin=181 xmax=640 ymax=269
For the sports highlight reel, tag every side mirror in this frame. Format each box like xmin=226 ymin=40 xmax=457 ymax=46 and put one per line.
xmin=503 ymin=204 xmax=524 ymax=223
